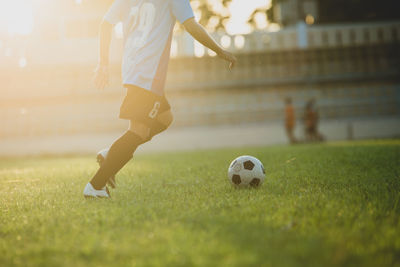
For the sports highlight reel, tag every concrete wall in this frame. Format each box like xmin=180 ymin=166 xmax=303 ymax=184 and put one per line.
xmin=1 ymin=22 xmax=400 ymax=152
xmin=1 ymin=117 xmax=399 ymax=156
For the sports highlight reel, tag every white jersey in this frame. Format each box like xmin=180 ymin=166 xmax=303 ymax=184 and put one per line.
xmin=104 ymin=0 xmax=194 ymax=96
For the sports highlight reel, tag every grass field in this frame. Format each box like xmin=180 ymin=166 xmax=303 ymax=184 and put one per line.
xmin=1 ymin=140 xmax=399 ymax=266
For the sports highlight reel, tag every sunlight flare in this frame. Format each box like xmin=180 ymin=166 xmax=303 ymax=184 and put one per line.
xmin=0 ymin=0 xmax=34 ymax=35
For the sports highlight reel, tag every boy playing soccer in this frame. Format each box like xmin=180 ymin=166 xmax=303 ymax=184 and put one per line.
xmin=83 ymin=0 xmax=237 ymax=198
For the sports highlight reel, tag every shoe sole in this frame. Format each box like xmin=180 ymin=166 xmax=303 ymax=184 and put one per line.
xmin=83 ymin=194 xmax=111 ymax=199
xmin=83 ymin=186 xmax=111 ymax=199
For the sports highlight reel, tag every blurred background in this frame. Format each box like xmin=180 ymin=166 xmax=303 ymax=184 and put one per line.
xmin=0 ymin=0 xmax=399 ymax=155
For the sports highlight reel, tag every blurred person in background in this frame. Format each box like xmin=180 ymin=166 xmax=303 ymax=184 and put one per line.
xmin=83 ymin=0 xmax=237 ymax=198
xmin=284 ymin=97 xmax=297 ymax=144
xmin=304 ymin=99 xmax=324 ymax=142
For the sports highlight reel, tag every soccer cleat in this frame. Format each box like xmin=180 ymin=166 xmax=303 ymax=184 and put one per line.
xmin=83 ymin=183 xmax=110 ymax=199
xmin=97 ymin=148 xmax=117 ymax=188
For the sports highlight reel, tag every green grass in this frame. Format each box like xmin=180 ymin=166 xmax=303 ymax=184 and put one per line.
xmin=1 ymin=140 xmax=400 ymax=267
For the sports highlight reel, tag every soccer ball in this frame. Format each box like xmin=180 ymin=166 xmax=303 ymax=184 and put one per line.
xmin=228 ymin=155 xmax=266 ymax=187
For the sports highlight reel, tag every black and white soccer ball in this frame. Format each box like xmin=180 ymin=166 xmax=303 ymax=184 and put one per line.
xmin=228 ymin=156 xmax=266 ymax=187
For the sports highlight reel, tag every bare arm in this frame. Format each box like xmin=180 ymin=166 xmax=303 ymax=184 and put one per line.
xmin=183 ymin=18 xmax=237 ymax=69
xmin=94 ymin=20 xmax=113 ymax=90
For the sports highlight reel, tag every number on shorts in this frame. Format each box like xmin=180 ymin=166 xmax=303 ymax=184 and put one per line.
xmin=149 ymin=101 xmax=160 ymax=119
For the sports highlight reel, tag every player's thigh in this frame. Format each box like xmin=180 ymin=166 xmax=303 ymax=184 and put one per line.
xmin=127 ymin=109 xmax=172 ymax=142
xmin=121 ymin=86 xmax=170 ymax=141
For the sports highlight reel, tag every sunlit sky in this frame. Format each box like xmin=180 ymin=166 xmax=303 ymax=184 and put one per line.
xmin=0 ymin=0 xmax=34 ymax=35
xmin=228 ymin=0 xmax=269 ymax=34
xmin=0 ymin=0 xmax=270 ymax=36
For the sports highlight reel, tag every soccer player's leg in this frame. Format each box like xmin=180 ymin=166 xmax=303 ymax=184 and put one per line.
xmin=83 ymin=86 xmax=170 ymax=198
xmin=85 ymin=121 xmax=149 ymax=197
xmin=95 ymin=113 xmax=160 ymax=189
xmin=96 ymin=148 xmax=117 ymax=188
xmin=147 ymin=110 xmax=173 ymax=141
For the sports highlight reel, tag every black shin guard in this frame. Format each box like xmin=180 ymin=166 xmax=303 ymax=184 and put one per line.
xmin=90 ymin=131 xmax=144 ymax=190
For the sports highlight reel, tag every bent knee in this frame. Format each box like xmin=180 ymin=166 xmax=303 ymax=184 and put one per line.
xmin=157 ymin=110 xmax=173 ymax=129
xmin=128 ymin=121 xmax=151 ymax=141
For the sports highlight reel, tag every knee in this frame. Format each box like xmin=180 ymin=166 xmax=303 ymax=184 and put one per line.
xmin=128 ymin=121 xmax=151 ymax=142
xmin=146 ymin=111 xmax=173 ymax=142
xmin=158 ymin=110 xmax=173 ymax=129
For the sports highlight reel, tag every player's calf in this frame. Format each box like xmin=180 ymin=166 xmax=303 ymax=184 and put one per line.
xmin=89 ymin=131 xmax=145 ymax=192
xmin=97 ymin=149 xmax=117 ymax=188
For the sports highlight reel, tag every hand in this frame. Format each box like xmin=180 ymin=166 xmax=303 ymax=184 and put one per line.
xmin=94 ymin=64 xmax=109 ymax=90
xmin=217 ymin=50 xmax=237 ymax=70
